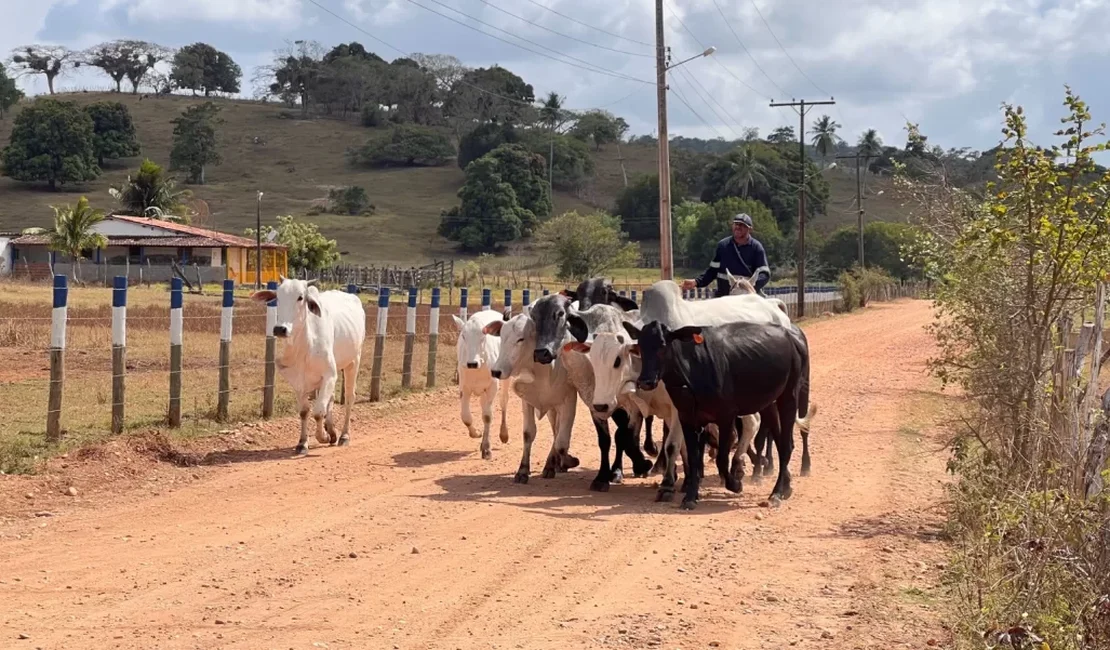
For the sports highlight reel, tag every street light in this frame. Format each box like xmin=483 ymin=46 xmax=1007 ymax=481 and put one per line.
xmin=656 ymin=42 xmax=715 ymax=281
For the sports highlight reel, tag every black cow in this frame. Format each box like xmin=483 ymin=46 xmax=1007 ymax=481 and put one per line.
xmin=625 ymin=319 xmax=812 ymax=509
xmin=532 ymin=293 xmax=653 ymax=491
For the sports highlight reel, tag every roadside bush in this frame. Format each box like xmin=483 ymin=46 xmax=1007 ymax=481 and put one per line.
xmin=836 ymin=271 xmax=859 ymax=312
xmin=853 ymin=267 xmax=897 ymax=306
xmin=360 ymin=105 xmax=386 ymax=127
xmin=347 ymin=124 xmax=455 ymax=168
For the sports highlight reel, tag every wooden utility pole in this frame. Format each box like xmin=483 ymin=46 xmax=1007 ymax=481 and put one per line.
xmin=836 ymin=151 xmax=866 ymax=267
xmin=655 ymin=0 xmax=674 ymax=281
xmin=769 ymin=98 xmax=835 ymax=318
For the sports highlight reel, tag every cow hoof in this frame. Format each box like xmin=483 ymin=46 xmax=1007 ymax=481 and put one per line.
xmin=328 ymin=432 xmax=338 ymax=445
xmin=294 ymin=445 xmax=308 ymax=456
xmin=655 ymin=488 xmax=675 ymax=502
xmin=633 ymin=458 xmax=653 ymax=478
xmin=481 ymin=449 xmax=492 ymax=461
xmin=680 ymin=499 xmax=698 ymax=511
xmin=513 ymin=471 xmax=530 ymax=484
xmin=560 ymin=454 xmax=580 ymax=470
xmin=499 ymin=429 xmax=510 ymax=444
xmin=609 ymin=468 xmax=624 ymax=484
xmin=724 ymin=477 xmax=742 ymax=494
xmin=644 ymin=440 xmax=659 ymax=456
xmin=589 ymin=479 xmax=610 ymax=493
xmin=466 ymin=427 xmax=480 ymax=439
xmin=541 ymin=466 xmax=557 ymax=480
xmin=337 ymin=435 xmax=349 ymax=447
xmin=800 ymin=461 xmax=811 ymax=477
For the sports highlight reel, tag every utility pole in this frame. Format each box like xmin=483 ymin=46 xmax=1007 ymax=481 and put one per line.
xmin=769 ymin=97 xmax=835 ymax=317
xmin=255 ymin=191 xmax=264 ymax=290
xmin=655 ymin=0 xmax=673 ymax=281
xmin=835 ymin=151 xmax=866 ymax=268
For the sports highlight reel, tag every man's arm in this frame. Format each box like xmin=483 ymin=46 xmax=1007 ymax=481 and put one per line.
xmin=693 ymin=241 xmax=723 ymax=288
xmin=752 ymin=241 xmax=771 ymax=291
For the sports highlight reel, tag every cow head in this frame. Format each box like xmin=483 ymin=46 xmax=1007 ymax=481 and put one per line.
xmin=561 ymin=277 xmax=638 ymax=312
xmin=725 ymin=269 xmax=757 ymax=295
xmin=530 ymin=294 xmax=573 ymax=365
xmin=624 ymin=320 xmax=704 ymax=391
xmin=563 ymin=331 xmax=640 ymax=413
xmin=250 ymin=276 xmax=321 ymax=338
xmin=487 ymin=314 xmax=535 ymax=380
xmin=452 ymin=313 xmax=500 ymax=370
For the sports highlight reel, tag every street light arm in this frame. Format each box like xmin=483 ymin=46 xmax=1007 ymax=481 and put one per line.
xmin=666 ymin=46 xmax=716 ymax=71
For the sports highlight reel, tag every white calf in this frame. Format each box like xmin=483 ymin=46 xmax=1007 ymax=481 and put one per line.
xmin=452 ymin=310 xmax=511 ymax=460
xmin=250 ymin=277 xmax=366 ymax=455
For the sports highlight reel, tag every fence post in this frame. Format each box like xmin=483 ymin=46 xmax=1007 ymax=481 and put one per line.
xmin=46 ymin=275 xmax=67 ymax=442
xmin=370 ymin=288 xmax=389 ymax=402
xmin=262 ymin=280 xmax=278 ymax=419
xmin=168 ymin=277 xmax=183 ymax=427
xmin=504 ymin=288 xmax=512 ymax=318
xmin=631 ymin=289 xmax=637 ymax=304
xmin=216 ymin=279 xmax=234 ymax=422
xmin=401 ymin=287 xmax=417 ymax=389
xmin=482 ymin=288 xmax=491 ymax=311
xmin=522 ymin=288 xmax=530 ymax=314
xmin=426 ymin=287 xmax=441 ymax=389
xmin=543 ymin=289 xmax=550 ymax=297
xmin=459 ymin=287 xmax=469 ymax=321
xmin=111 ymin=276 xmax=127 ymax=434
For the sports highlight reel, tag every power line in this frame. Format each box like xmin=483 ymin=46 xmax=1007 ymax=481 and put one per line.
xmin=403 ymin=0 xmax=652 ymax=85
xmin=661 ymin=0 xmax=772 ymax=101
xmin=474 ymin=0 xmax=652 ymax=57
xmin=672 ymin=67 xmax=742 ymax=139
xmin=746 ymin=0 xmax=829 ymax=98
xmin=520 ymin=0 xmax=655 ymax=48
xmin=708 ymin=0 xmax=787 ymax=98
xmin=673 ymin=66 xmax=752 ymax=138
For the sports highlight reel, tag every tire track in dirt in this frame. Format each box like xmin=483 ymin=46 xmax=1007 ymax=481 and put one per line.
xmin=0 ymin=300 xmax=950 ymax=649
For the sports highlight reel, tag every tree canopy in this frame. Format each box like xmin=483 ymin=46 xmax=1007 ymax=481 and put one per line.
xmin=83 ymin=40 xmax=170 ymax=93
xmin=109 ymin=158 xmax=191 ymax=220
xmin=0 ymin=64 xmax=22 ymax=119
xmin=347 ymin=124 xmax=455 ymax=168
xmin=7 ymin=45 xmax=76 ymax=94
xmin=536 ymin=210 xmax=639 ymax=280
xmin=246 ymin=215 xmax=340 ymax=270
xmin=48 ymin=196 xmax=108 ymax=281
xmin=674 ymin=197 xmax=784 ymax=265
xmin=614 ymin=173 xmax=688 ymax=241
xmin=170 ymin=43 xmax=241 ymax=96
xmin=169 ymin=102 xmax=222 ymax=184
xmin=819 ymin=221 xmax=920 ymax=281
xmin=1 ymin=98 xmax=99 ymax=190
xmin=84 ymin=101 xmax=140 ymax=166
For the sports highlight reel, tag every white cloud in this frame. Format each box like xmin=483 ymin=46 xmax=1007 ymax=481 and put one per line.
xmin=103 ymin=0 xmax=304 ymax=28
xmin=343 ymin=0 xmax=409 ymax=27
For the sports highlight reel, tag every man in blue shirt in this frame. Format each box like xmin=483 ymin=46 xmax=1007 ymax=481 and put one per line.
xmin=681 ymin=212 xmax=771 ymax=297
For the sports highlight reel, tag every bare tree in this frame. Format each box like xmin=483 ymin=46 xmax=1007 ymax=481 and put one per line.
xmin=410 ymin=52 xmax=468 ymax=92
xmin=8 ymin=45 xmax=78 ymax=94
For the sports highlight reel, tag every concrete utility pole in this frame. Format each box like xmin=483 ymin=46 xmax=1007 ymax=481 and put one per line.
xmin=255 ymin=191 xmax=264 ymax=290
xmin=656 ymin=0 xmax=714 ymax=280
xmin=835 ymin=151 xmax=866 ymax=268
xmin=769 ymin=97 xmax=835 ymax=318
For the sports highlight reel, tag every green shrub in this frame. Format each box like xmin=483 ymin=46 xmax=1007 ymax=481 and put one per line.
xmin=327 ymin=186 xmax=373 ymax=215
xmin=853 ymin=267 xmax=897 ymax=306
xmin=360 ymin=105 xmax=386 ymax=127
xmin=347 ymin=125 xmax=455 ymax=168
xmin=837 ymin=271 xmax=859 ymax=312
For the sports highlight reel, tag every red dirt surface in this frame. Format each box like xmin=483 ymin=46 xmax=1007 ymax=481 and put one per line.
xmin=0 ymin=300 xmax=951 ymax=649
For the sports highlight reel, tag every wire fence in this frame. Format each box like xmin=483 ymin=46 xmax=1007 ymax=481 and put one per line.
xmin=0 ymin=276 xmax=929 ymax=449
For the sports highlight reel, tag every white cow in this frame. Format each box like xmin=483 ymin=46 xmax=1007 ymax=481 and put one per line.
xmin=452 ymin=310 xmax=512 ymax=460
xmin=486 ymin=312 xmax=581 ymax=483
xmin=250 ymin=277 xmax=366 ymax=455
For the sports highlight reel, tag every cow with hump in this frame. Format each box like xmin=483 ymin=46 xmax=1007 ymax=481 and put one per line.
xmin=451 ymin=310 xmax=512 ymax=460
xmin=250 ymin=276 xmax=366 ymax=456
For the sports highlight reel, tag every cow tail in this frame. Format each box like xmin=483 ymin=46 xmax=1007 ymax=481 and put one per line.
xmin=794 ymin=332 xmax=815 ymax=434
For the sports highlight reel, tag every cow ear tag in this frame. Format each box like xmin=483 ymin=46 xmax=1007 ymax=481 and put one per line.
xmin=692 ymin=334 xmax=704 ymax=344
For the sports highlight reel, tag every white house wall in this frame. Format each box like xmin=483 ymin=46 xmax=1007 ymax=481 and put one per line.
xmin=94 ymin=218 xmax=174 ymax=237
xmin=0 ymin=237 xmax=10 ymax=276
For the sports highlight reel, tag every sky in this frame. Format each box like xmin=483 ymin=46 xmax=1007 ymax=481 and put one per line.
xmin=4 ymin=0 xmax=1110 ymax=156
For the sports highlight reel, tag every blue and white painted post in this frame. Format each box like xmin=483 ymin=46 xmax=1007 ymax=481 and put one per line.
xmin=46 ymin=275 xmax=68 ymax=442
xmin=216 ymin=279 xmax=234 ymax=422
xmin=543 ymin=289 xmax=550 ymax=297
xmin=426 ymin=287 xmax=441 ymax=389
xmin=168 ymin=277 xmax=184 ymax=427
xmin=503 ymin=288 xmax=512 ymax=318
xmin=631 ymin=289 xmax=637 ymax=304
xmin=262 ymin=280 xmax=277 ymax=419
xmin=401 ymin=287 xmax=418 ymax=389
xmin=369 ymin=288 xmax=389 ymax=402
xmin=111 ymin=276 xmax=127 ymax=434
xmin=459 ymin=287 xmax=469 ymax=322
xmin=481 ymin=288 xmax=491 ymax=311
xmin=522 ymin=288 xmax=530 ymax=313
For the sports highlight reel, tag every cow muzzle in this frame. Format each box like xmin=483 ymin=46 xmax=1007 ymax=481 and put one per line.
xmin=466 ymin=361 xmax=479 ymax=369
xmin=533 ymin=348 xmax=554 ymax=365
xmin=637 ymin=379 xmax=659 ymax=391
xmin=490 ymin=369 xmax=502 ymax=379
xmin=273 ymin=325 xmax=289 ymax=337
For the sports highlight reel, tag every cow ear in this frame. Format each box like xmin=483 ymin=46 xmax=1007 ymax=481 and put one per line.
xmin=307 ymin=297 xmax=322 ymax=317
xmin=521 ymin=303 xmax=533 ymax=318
xmin=560 ymin=289 xmax=578 ymax=301
xmin=250 ymin=290 xmax=277 ymax=303
xmin=621 ymin=321 xmax=641 ymax=340
xmin=608 ymin=290 xmax=638 ymax=311
xmin=562 ymin=341 xmax=591 ymax=354
xmin=567 ymin=314 xmax=589 ymax=343
xmin=306 ymin=279 xmax=319 ymax=288
xmin=452 ymin=315 xmax=466 ymax=330
xmin=483 ymin=320 xmax=504 ymax=336
xmin=668 ymin=325 xmax=704 ymax=343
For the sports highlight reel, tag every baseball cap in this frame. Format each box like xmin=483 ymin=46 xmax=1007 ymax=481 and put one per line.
xmin=732 ymin=213 xmax=753 ymax=228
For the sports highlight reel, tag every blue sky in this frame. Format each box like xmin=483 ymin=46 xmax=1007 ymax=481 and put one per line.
xmin=5 ymin=0 xmax=1110 ymax=156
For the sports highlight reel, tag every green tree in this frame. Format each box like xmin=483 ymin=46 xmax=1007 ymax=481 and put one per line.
xmin=723 ymin=146 xmax=766 ymax=198
xmin=385 ymin=61 xmax=439 ymax=125
xmin=269 ymin=51 xmax=322 ymax=115
xmin=169 ymin=102 xmax=222 ymax=184
xmin=1 ymin=98 xmax=99 ymax=190
xmin=0 ymin=64 xmax=23 ymax=119
xmin=442 ymin=65 xmax=535 ymax=126
xmin=809 ymin=114 xmax=841 ymax=161
xmin=347 ymin=124 xmax=455 ymax=167
xmin=767 ymin=126 xmax=795 ymax=145
xmin=818 ymin=221 xmax=918 ymax=280
xmin=109 ymin=158 xmax=191 ymax=220
xmin=520 ymin=131 xmax=594 ymax=191
xmin=323 ymin=42 xmax=385 ymax=65
xmin=8 ymin=45 xmax=76 ymax=95
xmin=539 ymin=91 xmax=565 ymax=190
xmin=84 ymin=101 xmax=140 ymax=166
xmin=457 ymin=121 xmax=519 ymax=170
xmin=614 ymin=173 xmax=686 ymax=240
xmin=536 ymin=210 xmax=639 ymax=280
xmin=570 ymin=110 xmax=627 ymax=151
xmin=246 ymin=215 xmax=340 ymax=270
xmin=677 ymin=197 xmax=784 ymax=265
xmin=170 ymin=43 xmax=241 ymax=96
xmin=48 ymin=196 xmax=108 ymax=283
xmin=327 ymin=186 xmax=372 ymax=215
xmin=83 ymin=40 xmax=165 ymax=93
xmin=857 ymin=129 xmax=883 ymax=167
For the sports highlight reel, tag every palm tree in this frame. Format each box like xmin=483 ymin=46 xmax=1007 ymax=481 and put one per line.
xmin=724 ymin=147 xmax=767 ymax=198
xmin=109 ymin=158 xmax=192 ymax=222
xmin=857 ymin=129 xmax=883 ymax=169
xmin=809 ymin=115 xmax=841 ymax=163
xmin=48 ymin=196 xmax=108 ymax=284
xmin=539 ymin=92 xmax=564 ymax=191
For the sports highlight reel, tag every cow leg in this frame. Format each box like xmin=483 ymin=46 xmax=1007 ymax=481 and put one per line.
xmin=650 ymin=421 xmax=670 ymax=475
xmin=337 ymin=360 xmax=358 ymax=446
xmin=714 ymin=417 xmax=740 ymax=493
xmin=761 ymin=427 xmax=776 ymax=476
xmin=460 ymin=389 xmax=479 ymax=439
xmin=294 ymin=392 xmax=311 ymax=456
xmin=313 ymin=366 xmax=337 ymax=445
xmin=643 ymin=415 xmax=658 ymax=456
xmin=612 ymin=409 xmax=652 ymax=482
xmin=769 ymin=397 xmax=797 ymax=503
xmin=543 ymin=399 xmax=578 ymax=478
xmin=590 ymin=417 xmax=613 ymax=492
xmin=497 ymin=378 xmax=511 ymax=444
xmin=732 ymin=415 xmax=760 ymax=492
xmin=515 ymin=403 xmax=539 ymax=484
xmin=679 ymin=417 xmax=705 ymax=510
xmin=479 ymin=385 xmax=496 ymax=460
xmin=800 ymin=425 xmax=812 ymax=477
xmin=656 ymin=418 xmax=682 ymax=502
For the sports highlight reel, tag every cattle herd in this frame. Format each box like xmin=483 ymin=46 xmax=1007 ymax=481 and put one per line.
xmin=252 ymin=271 xmax=816 ymax=510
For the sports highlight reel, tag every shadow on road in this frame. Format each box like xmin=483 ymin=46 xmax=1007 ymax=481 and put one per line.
xmin=391 ymin=449 xmax=471 ymax=467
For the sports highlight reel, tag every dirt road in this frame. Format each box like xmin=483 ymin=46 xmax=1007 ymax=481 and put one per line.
xmin=0 ymin=300 xmax=950 ymax=650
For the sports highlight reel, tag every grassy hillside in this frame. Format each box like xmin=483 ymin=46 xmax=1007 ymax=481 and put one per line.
xmin=0 ymin=92 xmax=906 ymax=265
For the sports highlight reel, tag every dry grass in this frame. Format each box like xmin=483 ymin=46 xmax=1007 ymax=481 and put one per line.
xmin=0 ymin=93 xmax=899 ymax=266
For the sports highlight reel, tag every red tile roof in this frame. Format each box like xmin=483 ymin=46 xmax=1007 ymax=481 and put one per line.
xmin=107 ymin=215 xmax=285 ymax=249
